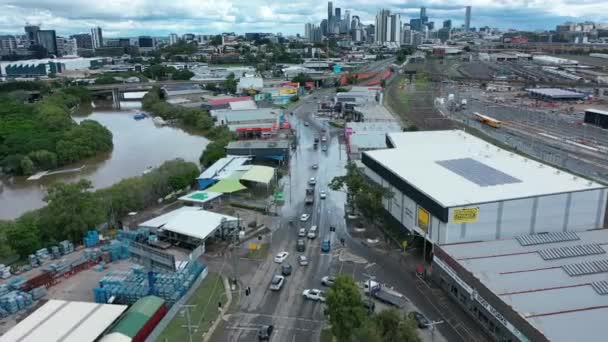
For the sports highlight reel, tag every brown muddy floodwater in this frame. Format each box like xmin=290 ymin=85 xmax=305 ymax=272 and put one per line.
xmin=0 ymin=101 xmax=209 ymax=219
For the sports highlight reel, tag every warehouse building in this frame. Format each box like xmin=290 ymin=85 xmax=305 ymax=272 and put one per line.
xmin=0 ymin=299 xmax=127 ymax=342
xmin=226 ymin=140 xmax=290 ymax=162
xmin=0 ymin=57 xmax=108 ymax=77
xmin=362 ymin=130 xmax=607 ymax=246
xmin=584 ymin=108 xmax=608 ymax=129
xmin=433 ymin=229 xmax=608 ymax=342
xmin=526 ymin=88 xmax=587 ymax=100
xmin=101 ymin=296 xmax=166 ymax=342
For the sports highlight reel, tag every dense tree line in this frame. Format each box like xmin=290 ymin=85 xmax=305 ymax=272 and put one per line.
xmin=143 ymin=65 xmax=194 ymax=81
xmin=161 ymin=41 xmax=198 ymax=56
xmin=0 ymin=159 xmax=199 ymax=258
xmin=0 ymin=87 xmax=113 ymax=175
xmin=326 ymin=276 xmax=420 ymax=342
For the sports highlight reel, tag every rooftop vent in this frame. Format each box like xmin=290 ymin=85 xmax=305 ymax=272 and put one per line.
xmin=538 ymin=244 xmax=605 ymax=261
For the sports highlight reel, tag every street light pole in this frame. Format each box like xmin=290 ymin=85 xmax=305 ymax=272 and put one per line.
xmin=427 ymin=320 xmax=445 ymax=342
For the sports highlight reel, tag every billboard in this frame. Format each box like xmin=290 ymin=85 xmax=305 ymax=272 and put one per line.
xmin=417 ymin=207 xmax=430 ymax=233
xmin=453 ymin=208 xmax=479 ymax=223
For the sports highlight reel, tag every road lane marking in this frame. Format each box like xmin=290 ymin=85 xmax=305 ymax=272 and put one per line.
xmin=230 ymin=312 xmax=325 ymax=323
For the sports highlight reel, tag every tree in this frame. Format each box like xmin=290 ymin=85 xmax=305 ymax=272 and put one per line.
xmin=353 ymin=320 xmax=382 ymax=342
xmin=19 ymin=156 xmax=35 ymax=175
xmin=292 ymin=72 xmax=313 ymax=85
xmin=40 ymin=179 xmax=106 ymax=243
xmin=206 ymin=83 xmax=219 ymax=92
xmin=326 ymin=276 xmax=366 ymax=341
xmin=223 ymin=73 xmax=238 ymax=94
xmin=210 ymin=35 xmax=223 ymax=46
xmin=6 ymin=214 xmax=42 ymax=258
xmin=200 ymin=139 xmax=230 ymax=167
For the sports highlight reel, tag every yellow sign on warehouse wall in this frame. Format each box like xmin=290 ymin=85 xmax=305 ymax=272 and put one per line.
xmin=453 ymin=208 xmax=479 ymax=223
xmin=417 ymin=207 xmax=430 ymax=232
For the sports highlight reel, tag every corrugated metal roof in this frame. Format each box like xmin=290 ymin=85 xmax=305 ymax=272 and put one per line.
xmin=437 ymin=229 xmax=608 ymax=342
xmin=108 ymin=296 xmax=165 ymax=338
xmin=0 ymin=300 xmax=127 ymax=342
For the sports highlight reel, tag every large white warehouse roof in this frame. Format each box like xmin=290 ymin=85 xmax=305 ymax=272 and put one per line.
xmin=0 ymin=300 xmax=127 ymax=342
xmin=364 ymin=130 xmax=605 ymax=207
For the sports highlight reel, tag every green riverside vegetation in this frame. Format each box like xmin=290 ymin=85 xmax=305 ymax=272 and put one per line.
xmin=0 ymin=159 xmax=199 ymax=259
xmin=0 ymin=84 xmax=113 ymax=175
xmin=141 ymin=86 xmax=236 ymax=167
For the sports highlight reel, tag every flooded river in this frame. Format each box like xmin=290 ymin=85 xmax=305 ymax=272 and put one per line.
xmin=0 ymin=102 xmax=209 ymax=219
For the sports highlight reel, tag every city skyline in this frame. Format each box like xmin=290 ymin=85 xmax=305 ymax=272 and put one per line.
xmin=0 ymin=1 xmax=607 ymax=37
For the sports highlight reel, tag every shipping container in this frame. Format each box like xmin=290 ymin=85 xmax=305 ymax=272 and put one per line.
xmin=105 ymin=296 xmax=167 ymax=342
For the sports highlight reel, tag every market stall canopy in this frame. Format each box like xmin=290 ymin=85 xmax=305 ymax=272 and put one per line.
xmin=178 ymin=191 xmax=223 ymax=205
xmin=206 ymin=178 xmax=247 ymax=193
xmin=241 ymin=165 xmax=275 ymax=185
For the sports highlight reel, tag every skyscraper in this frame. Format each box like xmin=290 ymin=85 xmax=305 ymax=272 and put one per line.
xmin=351 ymin=16 xmax=360 ymax=31
xmin=443 ymin=20 xmax=452 ymax=29
xmin=375 ymin=9 xmax=401 ymax=44
xmin=24 ymin=24 xmax=40 ymax=45
xmin=465 ymin=6 xmax=472 ymax=32
xmin=321 ymin=19 xmax=328 ymax=36
xmin=91 ymin=27 xmax=103 ymax=49
xmin=71 ymin=34 xmax=93 ymax=50
xmin=305 ymin=23 xmax=313 ymax=41
xmin=169 ymin=33 xmax=178 ymax=45
xmin=335 ymin=8 xmax=341 ymax=21
xmin=328 ymin=1 xmax=333 ymax=21
xmin=345 ymin=10 xmax=351 ymax=32
xmin=420 ymin=7 xmax=426 ymax=19
xmin=37 ymin=30 xmax=57 ymax=56
xmin=410 ymin=18 xmax=422 ymax=32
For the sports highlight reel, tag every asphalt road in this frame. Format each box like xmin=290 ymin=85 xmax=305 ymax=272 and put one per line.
xmin=209 ymin=86 xmax=481 ymax=342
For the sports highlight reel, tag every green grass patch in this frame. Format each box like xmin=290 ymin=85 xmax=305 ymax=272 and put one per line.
xmin=245 ymin=243 xmax=269 ymax=259
xmin=329 ymin=120 xmax=345 ymax=128
xmin=320 ymin=328 xmax=334 ymax=342
xmin=158 ymin=272 xmax=225 ymax=341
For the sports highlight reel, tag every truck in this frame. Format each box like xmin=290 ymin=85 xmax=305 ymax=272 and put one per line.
xmin=305 ymin=188 xmax=314 ymax=205
xmin=362 ymin=280 xmax=408 ymax=308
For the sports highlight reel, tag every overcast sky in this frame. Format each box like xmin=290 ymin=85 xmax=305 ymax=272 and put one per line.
xmin=0 ymin=0 xmax=606 ymax=37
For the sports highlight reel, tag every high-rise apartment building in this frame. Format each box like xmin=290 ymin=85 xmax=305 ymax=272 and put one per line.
xmin=305 ymin=23 xmax=313 ymax=41
xmin=335 ymin=8 xmax=341 ymax=21
xmin=91 ymin=26 xmax=103 ymax=49
xmin=465 ymin=6 xmax=472 ymax=32
xmin=375 ymin=9 xmax=401 ymax=44
xmin=169 ymin=33 xmax=178 ymax=45
xmin=24 ymin=25 xmax=40 ymax=45
xmin=443 ymin=20 xmax=452 ymax=29
xmin=327 ymin=1 xmax=333 ymax=21
xmin=345 ymin=10 xmax=351 ymax=32
xmin=410 ymin=18 xmax=422 ymax=32
xmin=37 ymin=30 xmax=57 ymax=56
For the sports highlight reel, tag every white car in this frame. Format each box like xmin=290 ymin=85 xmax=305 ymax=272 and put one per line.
xmin=308 ymin=177 xmax=316 ymax=185
xmin=298 ymin=255 xmax=309 ymax=266
xmin=270 ymin=275 xmax=285 ymax=291
xmin=321 ymin=276 xmax=336 ymax=286
xmin=319 ymin=190 xmax=327 ymax=199
xmin=274 ymin=251 xmax=289 ymax=263
xmin=298 ymin=228 xmax=307 ymax=237
xmin=300 ymin=213 xmax=310 ymax=222
xmin=321 ymin=136 xmax=327 ymax=142
xmin=304 ymin=122 xmax=309 ymax=126
xmin=303 ymin=289 xmax=326 ymax=302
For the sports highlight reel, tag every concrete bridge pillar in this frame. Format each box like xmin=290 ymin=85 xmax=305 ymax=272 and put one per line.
xmin=112 ymin=88 xmax=121 ymax=110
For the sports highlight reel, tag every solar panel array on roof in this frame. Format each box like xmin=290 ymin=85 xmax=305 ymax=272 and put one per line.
xmin=538 ymin=244 xmax=606 ymax=260
xmin=516 ymin=232 xmax=580 ymax=246
xmin=562 ymin=259 xmax=608 ymax=276
xmin=591 ymin=280 xmax=608 ymax=295
xmin=436 ymin=158 xmax=522 ymax=187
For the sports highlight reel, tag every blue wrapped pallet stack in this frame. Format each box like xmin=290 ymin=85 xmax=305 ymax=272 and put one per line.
xmin=92 ymin=260 xmax=206 ymax=306
xmin=83 ymin=230 xmax=100 ymax=248
xmin=117 ymin=227 xmax=150 ymax=241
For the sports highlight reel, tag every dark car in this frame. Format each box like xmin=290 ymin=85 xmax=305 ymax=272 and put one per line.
xmin=258 ymin=325 xmax=274 ymax=340
xmin=281 ymin=264 xmax=293 ymax=276
xmin=408 ymin=311 xmax=430 ymax=329
xmin=297 ymin=239 xmax=306 ymax=252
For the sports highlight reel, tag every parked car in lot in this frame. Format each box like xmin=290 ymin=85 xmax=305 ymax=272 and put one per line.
xmin=298 ymin=255 xmax=309 ymax=266
xmin=408 ymin=311 xmax=430 ymax=329
xmin=269 ymin=275 xmax=285 ymax=291
xmin=298 ymin=228 xmax=307 ymax=237
xmin=302 ymin=289 xmax=326 ymax=302
xmin=321 ymin=276 xmax=335 ymax=286
xmin=308 ymin=177 xmax=316 ymax=185
xmin=300 ymin=213 xmax=310 ymax=222
xmin=281 ymin=264 xmax=293 ymax=276
xmin=297 ymin=239 xmax=306 ymax=252
xmin=274 ymin=251 xmax=289 ymax=263
xmin=258 ymin=325 xmax=274 ymax=341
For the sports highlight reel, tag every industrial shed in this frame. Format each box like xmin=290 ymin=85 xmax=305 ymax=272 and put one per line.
xmin=0 ymin=300 xmax=127 ymax=342
xmin=526 ymin=88 xmax=586 ymax=100
xmin=101 ymin=296 xmax=167 ymax=342
xmin=433 ymin=229 xmax=608 ymax=342
xmin=363 ymin=130 xmax=607 ymax=245
xmin=584 ymin=108 xmax=608 ymax=129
